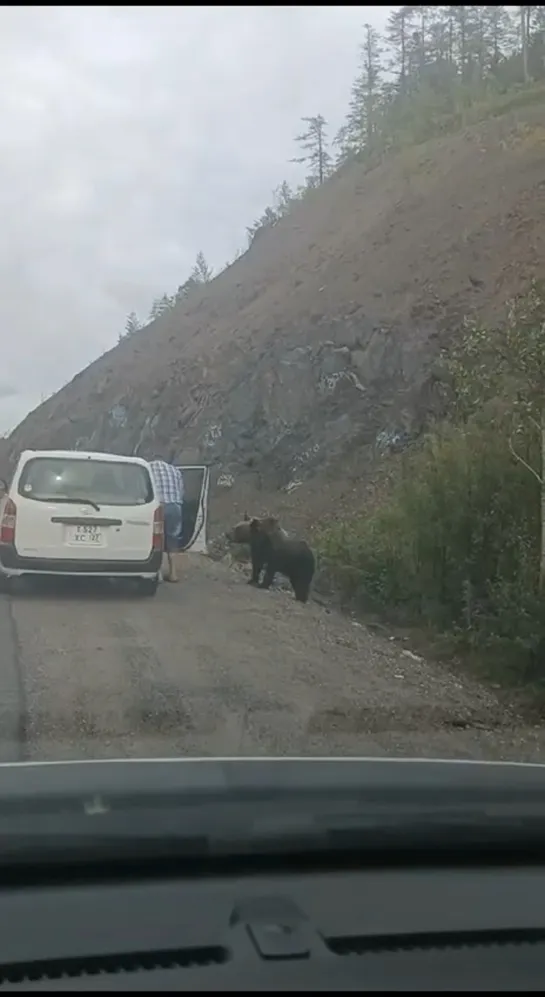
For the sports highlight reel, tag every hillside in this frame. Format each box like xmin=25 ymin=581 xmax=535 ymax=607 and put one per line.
xmin=5 ymin=98 xmax=545 ymax=534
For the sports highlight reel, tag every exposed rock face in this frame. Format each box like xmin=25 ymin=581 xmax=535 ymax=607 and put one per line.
xmin=5 ymin=103 xmax=545 ymax=526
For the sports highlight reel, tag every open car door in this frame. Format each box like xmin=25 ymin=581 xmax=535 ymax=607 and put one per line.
xmin=175 ymin=465 xmax=210 ymax=552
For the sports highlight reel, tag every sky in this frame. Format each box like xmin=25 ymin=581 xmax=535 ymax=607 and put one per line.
xmin=0 ymin=5 xmax=392 ymax=434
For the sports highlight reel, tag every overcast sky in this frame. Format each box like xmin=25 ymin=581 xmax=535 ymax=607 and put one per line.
xmin=0 ymin=5 xmax=392 ymax=434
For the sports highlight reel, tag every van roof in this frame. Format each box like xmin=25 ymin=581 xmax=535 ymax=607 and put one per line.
xmin=18 ymin=449 xmax=150 ymax=468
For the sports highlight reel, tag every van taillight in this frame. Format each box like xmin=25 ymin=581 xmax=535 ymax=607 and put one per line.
xmin=0 ymin=498 xmax=16 ymax=544
xmin=152 ymin=505 xmax=164 ymax=549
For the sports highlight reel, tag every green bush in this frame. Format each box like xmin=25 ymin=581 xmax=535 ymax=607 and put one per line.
xmin=317 ymin=416 xmax=545 ymax=680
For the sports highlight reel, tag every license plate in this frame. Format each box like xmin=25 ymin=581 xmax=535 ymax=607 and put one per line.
xmin=66 ymin=525 xmax=104 ymax=546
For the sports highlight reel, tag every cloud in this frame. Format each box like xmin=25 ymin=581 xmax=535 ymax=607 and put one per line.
xmin=0 ymin=5 xmax=391 ymax=433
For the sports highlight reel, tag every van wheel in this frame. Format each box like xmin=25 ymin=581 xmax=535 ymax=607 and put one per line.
xmin=137 ymin=576 xmax=159 ymax=597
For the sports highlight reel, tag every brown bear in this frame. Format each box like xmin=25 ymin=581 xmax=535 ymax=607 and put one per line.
xmin=249 ymin=515 xmax=315 ymax=603
xmin=226 ymin=512 xmax=270 ymax=586
xmin=226 ymin=513 xmax=289 ymax=587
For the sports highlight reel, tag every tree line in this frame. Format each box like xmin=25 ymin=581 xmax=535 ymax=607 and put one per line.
xmin=247 ymin=5 xmax=545 ymax=243
xmin=120 ymin=5 xmax=545 ymax=341
xmin=119 ymin=250 xmax=213 ymax=340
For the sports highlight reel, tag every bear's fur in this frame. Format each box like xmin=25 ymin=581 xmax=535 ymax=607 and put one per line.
xmin=226 ymin=512 xmax=271 ymax=585
xmin=249 ymin=515 xmax=315 ymax=603
xmin=226 ymin=512 xmax=289 ymax=586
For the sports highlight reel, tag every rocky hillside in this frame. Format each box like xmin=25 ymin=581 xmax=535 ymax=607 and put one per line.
xmin=5 ymin=98 xmax=545 ymax=532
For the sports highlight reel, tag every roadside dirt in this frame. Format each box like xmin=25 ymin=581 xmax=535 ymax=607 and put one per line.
xmin=1 ymin=553 xmax=545 ymax=763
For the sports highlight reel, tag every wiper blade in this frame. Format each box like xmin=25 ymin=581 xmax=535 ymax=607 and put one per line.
xmin=48 ymin=497 xmax=101 ymax=512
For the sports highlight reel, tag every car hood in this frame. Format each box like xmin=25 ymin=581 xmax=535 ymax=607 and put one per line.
xmin=1 ymin=756 xmax=545 ymax=805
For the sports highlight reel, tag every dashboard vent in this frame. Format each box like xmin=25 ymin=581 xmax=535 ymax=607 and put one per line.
xmin=0 ymin=945 xmax=229 ymax=986
xmin=326 ymin=927 xmax=545 ymax=956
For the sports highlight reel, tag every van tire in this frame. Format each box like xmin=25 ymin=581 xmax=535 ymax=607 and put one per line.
xmin=137 ymin=576 xmax=159 ymax=597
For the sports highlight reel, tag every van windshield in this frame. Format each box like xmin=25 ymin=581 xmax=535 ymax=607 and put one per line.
xmin=17 ymin=457 xmax=154 ymax=507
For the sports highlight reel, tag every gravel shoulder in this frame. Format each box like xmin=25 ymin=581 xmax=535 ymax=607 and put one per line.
xmin=0 ymin=553 xmax=544 ymax=762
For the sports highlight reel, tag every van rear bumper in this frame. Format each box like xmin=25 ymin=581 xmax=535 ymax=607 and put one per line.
xmin=0 ymin=544 xmax=163 ymax=576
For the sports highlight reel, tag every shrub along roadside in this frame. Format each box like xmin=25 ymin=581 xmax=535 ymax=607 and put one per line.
xmin=315 ymin=283 xmax=545 ymax=687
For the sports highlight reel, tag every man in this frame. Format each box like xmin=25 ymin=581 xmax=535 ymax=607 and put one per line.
xmin=148 ymin=456 xmax=184 ymax=583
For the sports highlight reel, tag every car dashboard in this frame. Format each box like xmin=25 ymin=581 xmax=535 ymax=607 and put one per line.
xmin=2 ymin=859 xmax=545 ymax=991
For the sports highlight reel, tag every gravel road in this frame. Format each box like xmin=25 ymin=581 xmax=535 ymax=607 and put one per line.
xmin=0 ymin=554 xmax=545 ymax=763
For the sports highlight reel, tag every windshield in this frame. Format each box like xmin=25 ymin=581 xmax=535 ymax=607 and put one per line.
xmin=17 ymin=457 xmax=153 ymax=507
xmin=0 ymin=5 xmax=543 ymax=825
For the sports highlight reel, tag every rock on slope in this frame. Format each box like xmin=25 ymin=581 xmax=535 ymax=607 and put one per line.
xmin=5 ymin=101 xmax=545 ymax=529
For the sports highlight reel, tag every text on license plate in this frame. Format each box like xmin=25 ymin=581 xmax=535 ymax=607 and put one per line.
xmin=66 ymin=525 xmax=104 ymax=546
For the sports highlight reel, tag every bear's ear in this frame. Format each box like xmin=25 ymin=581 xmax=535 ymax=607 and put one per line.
xmin=257 ymin=516 xmax=276 ymax=535
xmin=243 ymin=511 xmax=249 ymax=521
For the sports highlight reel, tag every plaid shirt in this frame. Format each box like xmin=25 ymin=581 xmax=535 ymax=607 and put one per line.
xmin=149 ymin=460 xmax=184 ymax=505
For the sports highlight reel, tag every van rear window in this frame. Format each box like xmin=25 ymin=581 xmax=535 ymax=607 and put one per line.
xmin=18 ymin=457 xmax=154 ymax=507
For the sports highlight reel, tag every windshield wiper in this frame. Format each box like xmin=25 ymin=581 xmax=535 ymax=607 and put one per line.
xmin=44 ymin=497 xmax=101 ymax=512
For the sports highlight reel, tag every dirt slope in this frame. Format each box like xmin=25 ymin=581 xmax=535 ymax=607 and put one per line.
xmin=5 ymin=100 xmax=545 ymax=532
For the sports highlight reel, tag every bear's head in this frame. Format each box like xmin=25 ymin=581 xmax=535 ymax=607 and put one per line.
xmin=249 ymin=515 xmax=283 ymax=542
xmin=225 ymin=511 xmax=252 ymax=544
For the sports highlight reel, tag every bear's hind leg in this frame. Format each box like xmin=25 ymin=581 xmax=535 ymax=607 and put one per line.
xmin=292 ymin=579 xmax=310 ymax=603
xmin=259 ymin=562 xmax=276 ymax=590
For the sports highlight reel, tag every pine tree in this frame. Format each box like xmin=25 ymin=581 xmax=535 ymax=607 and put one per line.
xmin=343 ymin=23 xmax=384 ymax=155
xmin=192 ymin=251 xmax=213 ymax=283
xmin=118 ymin=310 xmax=140 ymax=342
xmin=520 ymin=4 xmax=531 ymax=82
xmin=148 ymin=295 xmax=172 ymax=322
xmin=176 ymin=276 xmax=199 ymax=301
xmin=385 ymin=6 xmax=416 ymax=92
xmin=126 ymin=310 xmax=140 ymax=334
xmin=272 ymin=181 xmax=293 ymax=217
xmin=247 ymin=206 xmax=279 ymax=246
xmin=447 ymin=5 xmax=481 ymax=81
xmin=291 ymin=115 xmax=332 ymax=187
xmin=483 ymin=6 xmax=516 ymax=70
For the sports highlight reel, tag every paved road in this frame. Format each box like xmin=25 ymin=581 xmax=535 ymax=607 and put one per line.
xmin=1 ymin=554 xmax=545 ymax=763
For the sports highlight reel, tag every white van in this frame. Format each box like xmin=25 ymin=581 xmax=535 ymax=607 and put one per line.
xmin=0 ymin=449 xmax=163 ymax=596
